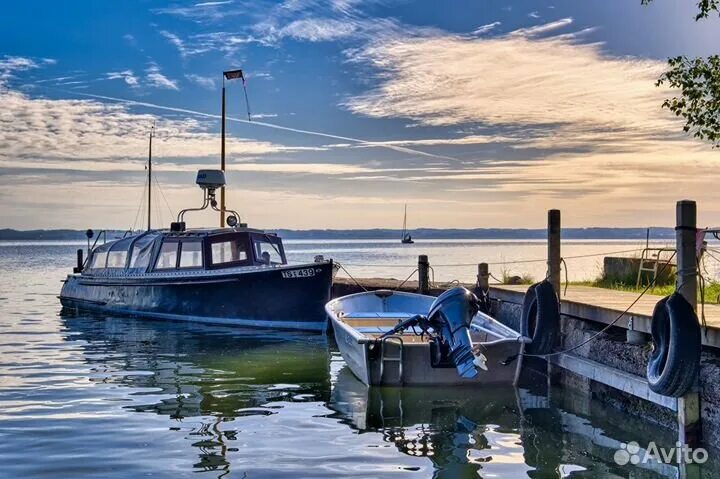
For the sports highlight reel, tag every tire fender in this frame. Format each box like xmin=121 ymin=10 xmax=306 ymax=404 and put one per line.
xmin=647 ymin=293 xmax=701 ymax=397
xmin=521 ymin=281 xmax=561 ymax=355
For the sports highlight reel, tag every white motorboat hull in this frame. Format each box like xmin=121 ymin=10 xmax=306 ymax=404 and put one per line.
xmin=327 ymin=290 xmax=527 ymax=386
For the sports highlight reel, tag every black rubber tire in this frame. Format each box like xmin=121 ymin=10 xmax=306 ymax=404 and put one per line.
xmin=521 ymin=281 xmax=561 ymax=355
xmin=647 ymin=293 xmax=701 ymax=397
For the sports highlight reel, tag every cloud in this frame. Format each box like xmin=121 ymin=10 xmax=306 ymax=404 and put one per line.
xmin=107 ymin=69 xmax=139 ymax=87
xmin=473 ymin=22 xmax=501 ymax=35
xmin=145 ymin=63 xmax=179 ymax=90
xmin=0 ymin=56 xmax=54 ymax=82
xmin=343 ymin=18 xmax=674 ymax=143
xmin=274 ymin=18 xmax=359 ymax=42
xmin=160 ymin=30 xmax=188 ymax=57
xmin=195 ymin=0 xmax=233 ymax=6
xmin=0 ymin=81 xmax=319 ymax=171
xmin=185 ymin=73 xmax=216 ymax=89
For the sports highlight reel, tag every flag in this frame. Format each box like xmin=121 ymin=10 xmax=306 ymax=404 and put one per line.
xmin=223 ymin=69 xmax=244 ymax=81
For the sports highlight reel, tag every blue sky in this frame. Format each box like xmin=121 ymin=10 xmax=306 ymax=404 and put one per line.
xmin=1 ymin=0 xmax=719 ymax=230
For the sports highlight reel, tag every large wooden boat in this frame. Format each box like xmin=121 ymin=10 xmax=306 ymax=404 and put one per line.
xmin=60 ymin=170 xmax=334 ymax=332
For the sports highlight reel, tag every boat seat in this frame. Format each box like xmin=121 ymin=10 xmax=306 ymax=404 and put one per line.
xmin=341 ymin=312 xmax=418 ymax=320
xmin=354 ymin=326 xmax=398 ymax=334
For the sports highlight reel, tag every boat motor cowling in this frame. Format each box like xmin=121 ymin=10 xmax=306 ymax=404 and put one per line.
xmin=427 ymin=287 xmax=480 ymax=379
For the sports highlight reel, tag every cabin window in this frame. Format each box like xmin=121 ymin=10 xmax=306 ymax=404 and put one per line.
xmin=106 ymin=250 xmax=128 ymax=268
xmin=129 ymin=238 xmax=154 ymax=269
xmin=89 ymin=251 xmax=108 ymax=269
xmin=155 ymin=241 xmax=179 ymax=269
xmin=179 ymin=241 xmax=203 ymax=268
xmin=210 ymin=240 xmax=248 ymax=265
xmin=253 ymin=238 xmax=284 ymax=265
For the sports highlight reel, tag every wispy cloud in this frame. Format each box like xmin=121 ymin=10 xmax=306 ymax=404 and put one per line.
xmin=195 ymin=0 xmax=233 ymax=6
xmin=0 ymin=56 xmax=54 ymax=82
xmin=160 ymin=30 xmax=188 ymax=58
xmin=145 ymin=63 xmax=179 ymax=90
xmin=261 ymin=17 xmax=360 ymax=42
xmin=473 ymin=22 xmax=501 ymax=35
xmin=343 ymin=18 xmax=671 ymax=140
xmin=107 ymin=69 xmax=139 ymax=87
xmin=184 ymin=73 xmax=216 ymax=89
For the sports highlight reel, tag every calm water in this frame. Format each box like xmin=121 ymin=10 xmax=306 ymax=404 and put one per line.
xmin=0 ymin=240 xmax=715 ymax=478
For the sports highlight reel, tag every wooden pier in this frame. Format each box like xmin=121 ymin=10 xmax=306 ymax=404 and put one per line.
xmin=333 ymin=279 xmax=720 ymax=348
xmin=332 ymin=200 xmax=720 ymax=462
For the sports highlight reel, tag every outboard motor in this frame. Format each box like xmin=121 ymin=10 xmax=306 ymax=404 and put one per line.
xmin=427 ymin=287 xmax=480 ymax=379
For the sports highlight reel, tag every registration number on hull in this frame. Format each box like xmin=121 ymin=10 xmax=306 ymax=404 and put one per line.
xmin=281 ymin=268 xmax=317 ymax=279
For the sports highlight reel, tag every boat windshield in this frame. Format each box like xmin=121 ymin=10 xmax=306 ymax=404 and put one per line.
xmin=252 ymin=236 xmax=286 ymax=265
xmin=87 ymin=240 xmax=118 ymax=269
xmin=129 ymin=234 xmax=157 ymax=270
xmin=107 ymin=237 xmax=133 ymax=268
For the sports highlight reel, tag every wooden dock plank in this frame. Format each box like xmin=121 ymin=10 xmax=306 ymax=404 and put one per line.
xmin=491 ymin=284 xmax=720 ymax=348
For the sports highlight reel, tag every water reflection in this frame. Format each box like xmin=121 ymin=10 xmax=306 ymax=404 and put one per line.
xmin=328 ymin=365 xmax=706 ymax=478
xmin=60 ymin=310 xmax=331 ymax=476
xmin=54 ymin=310 xmax=716 ymax=479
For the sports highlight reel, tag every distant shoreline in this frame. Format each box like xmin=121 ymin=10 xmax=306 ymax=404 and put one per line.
xmin=0 ymin=227 xmax=676 ymax=241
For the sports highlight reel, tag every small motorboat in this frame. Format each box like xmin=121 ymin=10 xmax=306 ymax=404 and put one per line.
xmin=326 ymin=287 xmax=529 ymax=386
xmin=60 ymin=169 xmax=334 ymax=332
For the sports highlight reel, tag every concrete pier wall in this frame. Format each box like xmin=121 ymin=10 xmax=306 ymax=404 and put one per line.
xmin=490 ymin=289 xmax=720 ymax=448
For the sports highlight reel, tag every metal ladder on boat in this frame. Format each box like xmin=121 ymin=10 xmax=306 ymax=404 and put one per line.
xmin=379 ymin=336 xmax=404 ymax=385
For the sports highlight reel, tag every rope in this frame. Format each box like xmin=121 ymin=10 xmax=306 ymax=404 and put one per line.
xmin=394 ymin=268 xmax=419 ymax=291
xmin=489 ymin=272 xmax=504 ymax=284
xmin=153 ymin=173 xmax=175 ymax=223
xmin=337 ymin=247 xmax=645 ymax=269
xmin=523 ymin=251 xmax=677 ymax=359
xmin=560 ymin=257 xmax=569 ymax=297
xmin=335 ymin=262 xmax=368 ymax=292
xmin=131 ymin=176 xmax=148 ymax=232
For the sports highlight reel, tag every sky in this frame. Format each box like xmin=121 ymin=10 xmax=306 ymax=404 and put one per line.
xmin=1 ymin=0 xmax=720 ymax=230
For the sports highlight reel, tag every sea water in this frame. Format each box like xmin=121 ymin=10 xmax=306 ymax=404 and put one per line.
xmin=0 ymin=240 xmax=716 ymax=478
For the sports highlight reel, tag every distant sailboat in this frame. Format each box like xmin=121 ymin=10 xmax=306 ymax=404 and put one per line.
xmin=401 ymin=204 xmax=414 ymax=244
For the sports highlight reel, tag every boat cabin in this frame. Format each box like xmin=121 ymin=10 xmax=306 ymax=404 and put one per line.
xmin=84 ymin=228 xmax=287 ymax=275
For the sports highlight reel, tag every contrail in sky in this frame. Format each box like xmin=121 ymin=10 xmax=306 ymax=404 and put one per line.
xmin=66 ymin=90 xmax=462 ymax=163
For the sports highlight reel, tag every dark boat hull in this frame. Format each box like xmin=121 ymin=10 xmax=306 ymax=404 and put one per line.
xmin=60 ymin=262 xmax=333 ymax=332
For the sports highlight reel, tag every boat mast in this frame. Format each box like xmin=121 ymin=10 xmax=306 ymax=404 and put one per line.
xmin=219 ymin=69 xmax=248 ymax=228
xmin=402 ymin=204 xmax=407 ymax=239
xmin=220 ymin=76 xmax=226 ymax=228
xmin=147 ymin=123 xmax=154 ymax=231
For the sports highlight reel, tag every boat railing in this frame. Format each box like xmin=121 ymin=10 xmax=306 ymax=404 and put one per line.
xmin=83 ymin=230 xmax=107 ymax=267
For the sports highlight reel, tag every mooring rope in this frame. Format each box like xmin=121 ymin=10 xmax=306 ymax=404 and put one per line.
xmin=335 ymin=262 xmax=368 ymax=292
xmin=337 ymin=247 xmax=646 ymax=269
xmin=394 ymin=268 xmax=419 ymax=291
xmin=522 ymin=251 xmax=677 ymax=358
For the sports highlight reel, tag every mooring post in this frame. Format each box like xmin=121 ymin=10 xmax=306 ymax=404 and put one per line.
xmin=74 ymin=249 xmax=83 ymax=273
xmin=418 ymin=255 xmax=430 ymax=295
xmin=477 ymin=263 xmax=489 ymax=292
xmin=547 ymin=209 xmax=561 ymax=296
xmin=676 ymin=199 xmax=702 ymax=451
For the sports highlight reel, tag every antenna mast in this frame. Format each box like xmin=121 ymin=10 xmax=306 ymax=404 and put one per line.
xmin=147 ymin=122 xmax=155 ymax=231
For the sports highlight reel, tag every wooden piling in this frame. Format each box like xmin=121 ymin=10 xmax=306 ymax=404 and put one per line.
xmin=74 ymin=249 xmax=83 ymax=273
xmin=477 ymin=263 xmax=489 ymax=293
xmin=676 ymin=200 xmax=702 ymax=450
xmin=418 ymin=255 xmax=430 ymax=295
xmin=547 ymin=209 xmax=561 ymax=296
